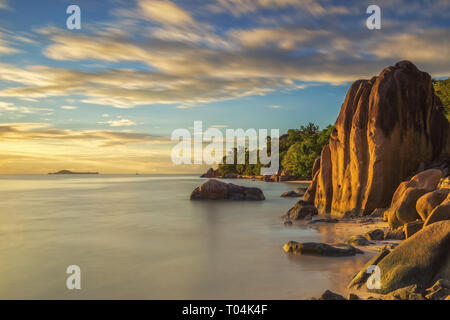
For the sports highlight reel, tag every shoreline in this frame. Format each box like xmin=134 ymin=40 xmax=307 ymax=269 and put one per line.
xmin=290 ymin=217 xmax=397 ymax=299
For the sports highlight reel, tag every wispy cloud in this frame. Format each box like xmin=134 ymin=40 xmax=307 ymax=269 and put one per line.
xmin=99 ymin=119 xmax=137 ymax=127
xmin=0 ymin=122 xmax=167 ymax=146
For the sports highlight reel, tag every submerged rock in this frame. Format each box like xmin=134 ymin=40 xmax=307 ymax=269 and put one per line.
xmin=302 ymin=61 xmax=449 ymax=217
xmin=307 ymin=218 xmax=339 ymax=224
xmin=283 ymin=241 xmax=363 ymax=257
xmin=345 ymin=235 xmax=374 ymax=246
xmin=190 ymin=179 xmax=265 ymax=201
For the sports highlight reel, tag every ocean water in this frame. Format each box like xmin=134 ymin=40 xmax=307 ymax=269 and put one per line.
xmin=0 ymin=175 xmax=369 ymax=299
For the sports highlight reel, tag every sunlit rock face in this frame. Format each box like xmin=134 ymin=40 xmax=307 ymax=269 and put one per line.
xmin=306 ymin=61 xmax=449 ymax=217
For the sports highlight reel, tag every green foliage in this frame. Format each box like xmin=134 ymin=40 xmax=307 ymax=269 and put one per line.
xmin=433 ymin=78 xmax=450 ymax=120
xmin=281 ymin=124 xmax=334 ymax=177
xmin=217 ymin=122 xmax=334 ymax=177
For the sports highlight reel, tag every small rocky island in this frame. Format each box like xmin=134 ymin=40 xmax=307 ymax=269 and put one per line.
xmin=48 ymin=170 xmax=99 ymax=175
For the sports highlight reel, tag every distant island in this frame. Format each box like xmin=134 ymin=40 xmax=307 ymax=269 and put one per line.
xmin=48 ymin=170 xmax=99 ymax=175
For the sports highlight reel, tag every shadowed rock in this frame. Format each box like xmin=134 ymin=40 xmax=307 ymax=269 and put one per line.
xmin=423 ymin=194 xmax=450 ymax=227
xmin=403 ymin=220 xmax=424 ymax=239
xmin=283 ymin=200 xmax=318 ymax=220
xmin=425 ymin=279 xmax=450 ymax=300
xmin=318 ymin=290 xmax=346 ymax=300
xmin=416 ymin=189 xmax=449 ymax=221
xmin=190 ymin=179 xmax=265 ymax=201
xmin=200 ymin=168 xmax=218 ymax=178
xmin=302 ymin=61 xmax=449 ymax=217
xmin=382 ymin=285 xmax=424 ymax=300
xmin=345 ymin=235 xmax=374 ymax=246
xmin=280 ymin=190 xmax=303 ymax=198
xmin=283 ymin=241 xmax=363 ymax=256
xmin=387 ymin=169 xmax=443 ymax=229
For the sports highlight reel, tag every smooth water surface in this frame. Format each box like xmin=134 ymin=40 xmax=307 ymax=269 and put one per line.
xmin=0 ymin=175 xmax=368 ymax=299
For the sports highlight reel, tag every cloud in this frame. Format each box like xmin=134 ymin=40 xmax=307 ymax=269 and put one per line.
xmin=270 ymin=105 xmax=282 ymax=109
xmin=368 ymin=29 xmax=450 ymax=76
xmin=0 ymin=31 xmax=19 ymax=55
xmin=0 ymin=1 xmax=448 ymax=111
xmin=0 ymin=101 xmax=52 ymax=114
xmin=137 ymin=0 xmax=196 ymax=27
xmin=0 ymin=122 xmax=194 ymax=174
xmin=228 ymin=27 xmax=330 ymax=49
xmin=0 ymin=122 xmax=167 ymax=146
xmin=60 ymin=105 xmax=77 ymax=110
xmin=0 ymin=0 xmax=9 ymax=10
xmin=99 ymin=119 xmax=137 ymax=127
xmin=210 ymin=0 xmax=350 ymax=17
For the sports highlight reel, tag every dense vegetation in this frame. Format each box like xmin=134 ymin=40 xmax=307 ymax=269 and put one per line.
xmin=217 ymin=123 xmax=334 ymax=177
xmin=433 ymin=78 xmax=450 ymax=119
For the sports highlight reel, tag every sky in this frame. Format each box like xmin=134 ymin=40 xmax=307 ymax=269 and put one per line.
xmin=0 ymin=0 xmax=449 ymax=174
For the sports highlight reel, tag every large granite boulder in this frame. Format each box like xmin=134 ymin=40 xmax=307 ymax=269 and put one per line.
xmin=302 ymin=61 xmax=449 ymax=218
xmin=351 ymin=221 xmax=450 ymax=294
xmin=416 ymin=188 xmax=450 ymax=221
xmin=348 ymin=249 xmax=391 ymax=289
xmin=387 ymin=169 xmax=443 ymax=229
xmin=423 ymin=194 xmax=450 ymax=227
xmin=190 ymin=179 xmax=265 ymax=200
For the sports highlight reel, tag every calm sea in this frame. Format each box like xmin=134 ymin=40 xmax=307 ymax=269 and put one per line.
xmin=0 ymin=174 xmax=368 ymax=299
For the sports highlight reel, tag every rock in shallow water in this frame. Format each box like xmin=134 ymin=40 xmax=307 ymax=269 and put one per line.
xmin=364 ymin=229 xmax=385 ymax=241
xmin=345 ymin=235 xmax=374 ymax=246
xmin=307 ymin=218 xmax=339 ymax=224
xmin=283 ymin=241 xmax=363 ymax=256
xmin=189 ymin=179 xmax=265 ymax=201
xmin=280 ymin=190 xmax=303 ymax=198
xmin=284 ymin=200 xmax=318 ymax=220
xmin=318 ymin=290 xmax=346 ymax=300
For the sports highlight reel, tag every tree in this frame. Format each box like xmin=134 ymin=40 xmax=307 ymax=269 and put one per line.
xmin=433 ymin=78 xmax=450 ymax=120
xmin=217 ymin=122 xmax=334 ymax=178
